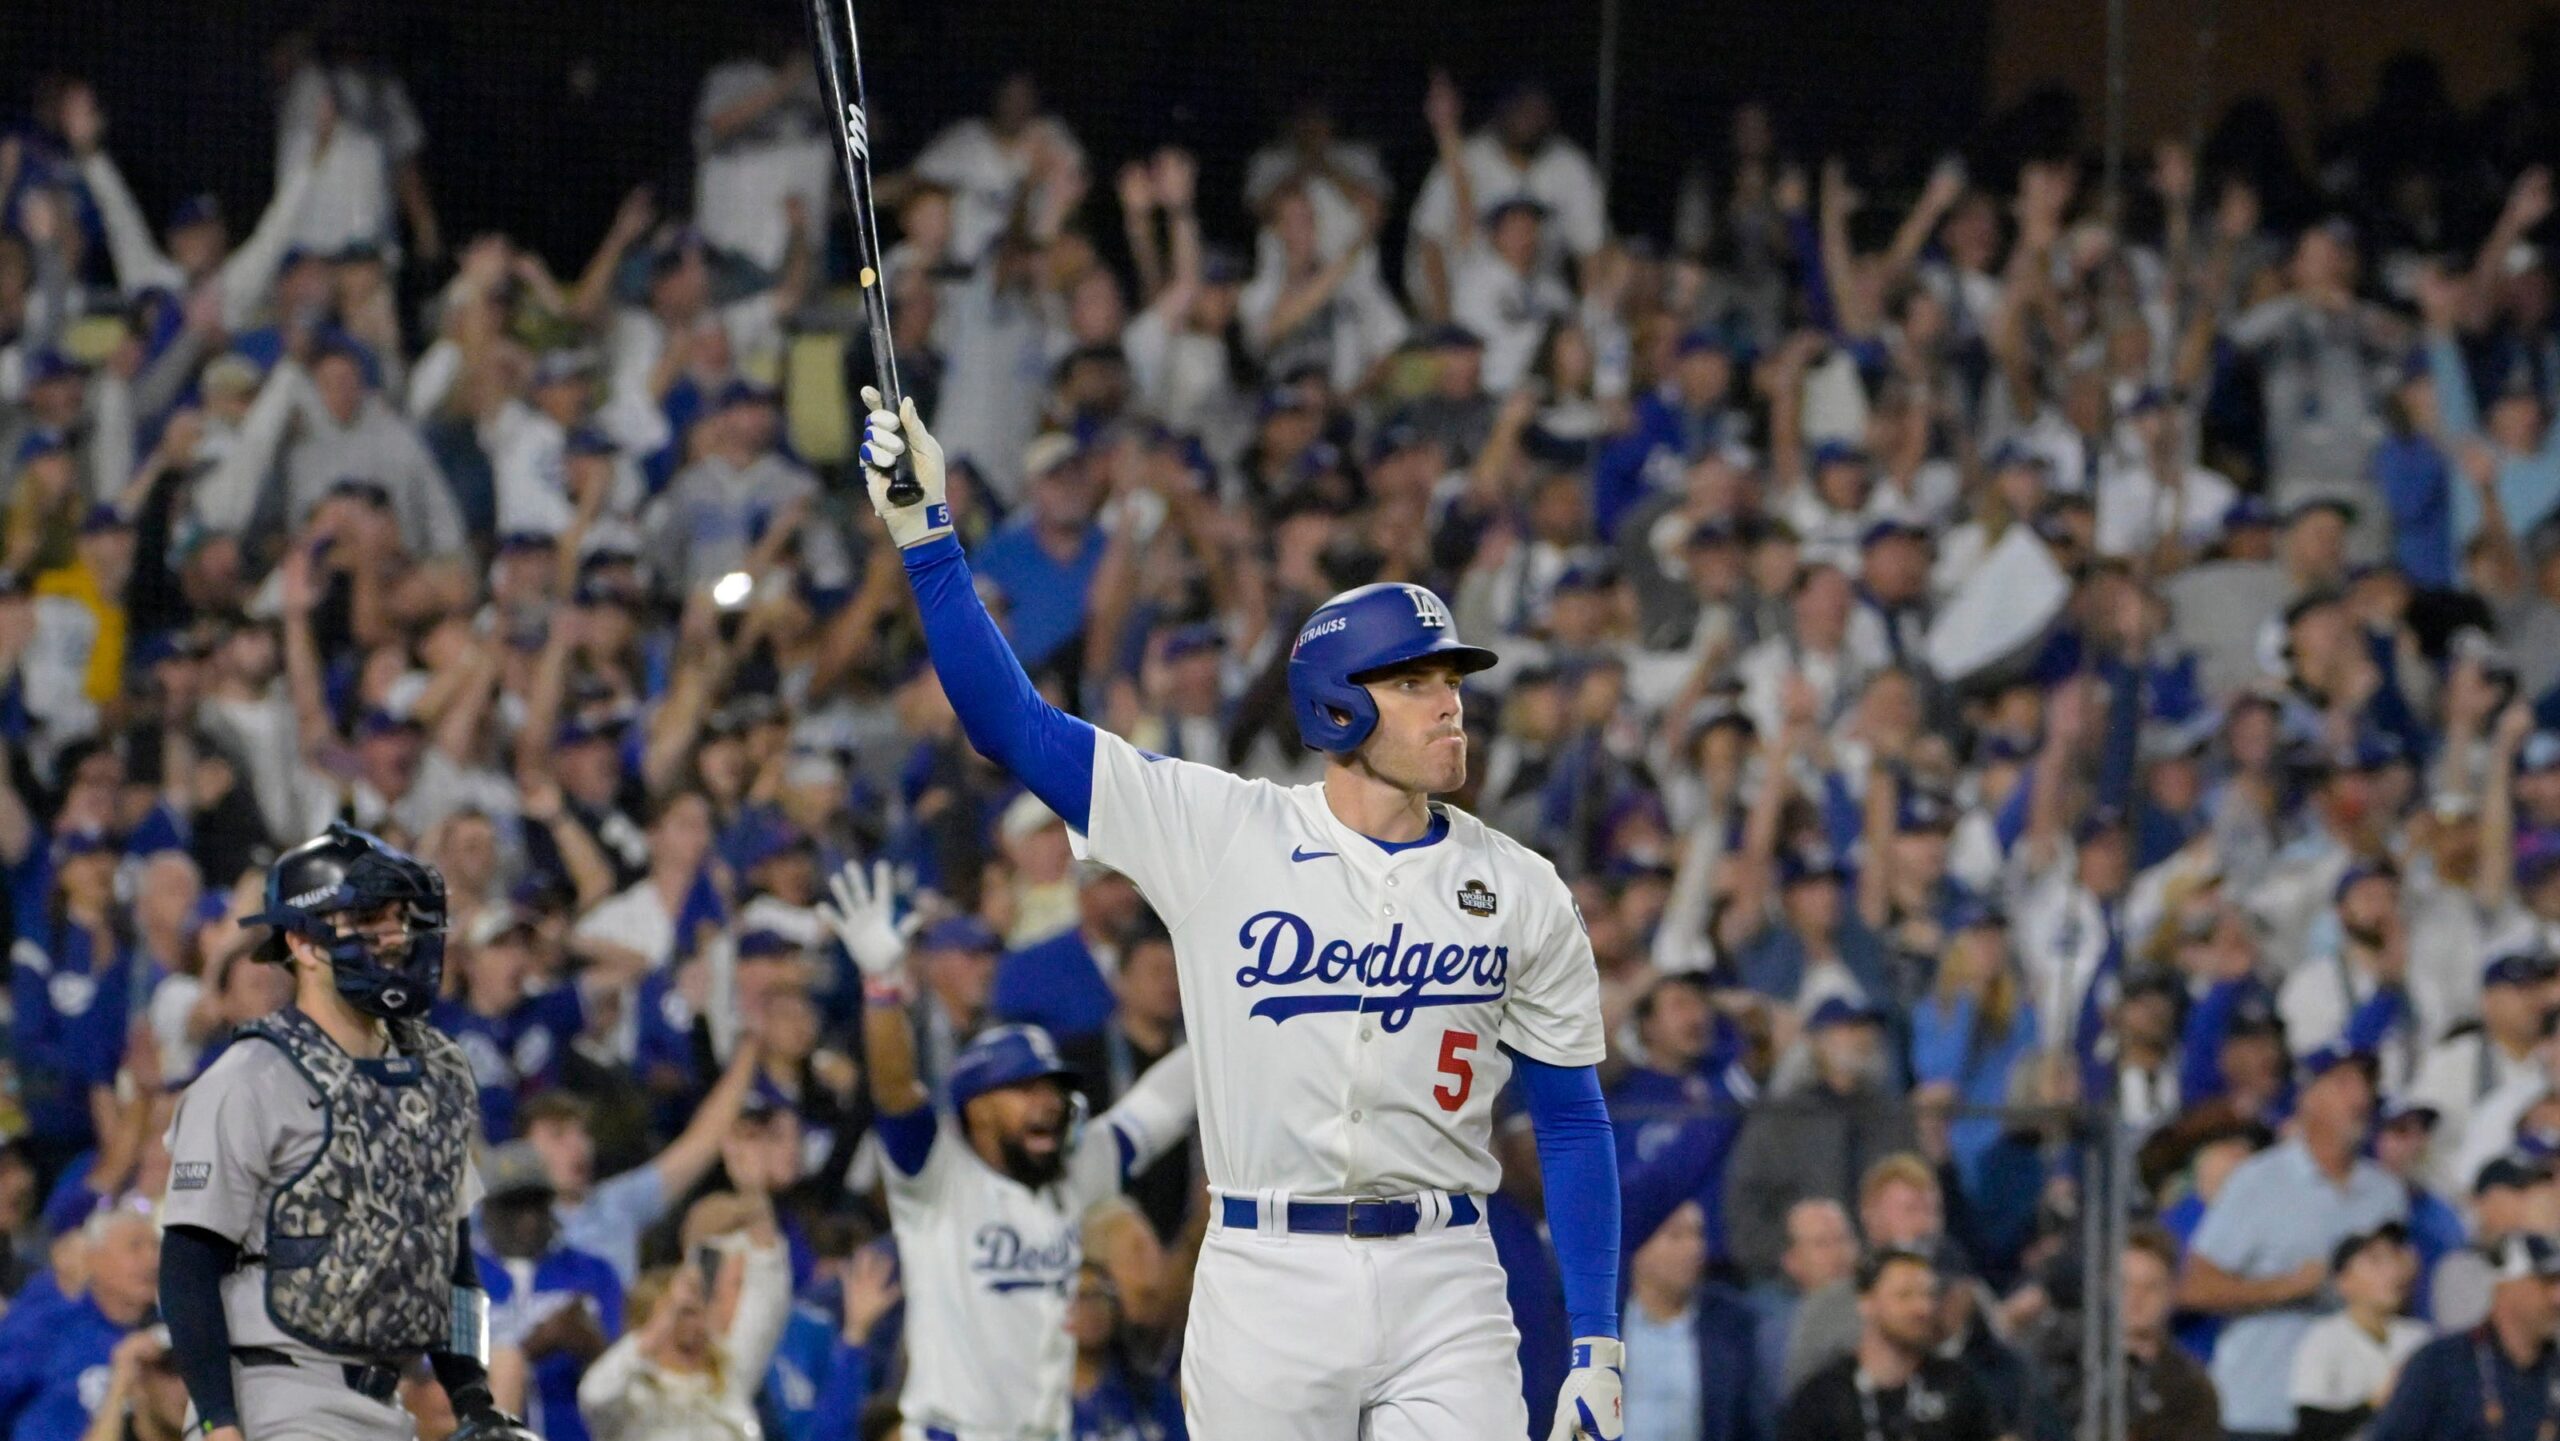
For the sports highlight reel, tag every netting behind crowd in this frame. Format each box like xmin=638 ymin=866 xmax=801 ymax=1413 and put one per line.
xmin=16 ymin=1 xmax=2560 ymax=1438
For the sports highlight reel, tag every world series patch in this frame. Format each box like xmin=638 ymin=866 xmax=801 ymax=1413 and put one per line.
xmin=1457 ymin=880 xmax=1498 ymax=918
xmin=172 ymin=1162 xmax=211 ymax=1192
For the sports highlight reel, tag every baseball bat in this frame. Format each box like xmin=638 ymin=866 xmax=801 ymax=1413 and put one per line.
xmin=805 ymin=0 xmax=920 ymax=505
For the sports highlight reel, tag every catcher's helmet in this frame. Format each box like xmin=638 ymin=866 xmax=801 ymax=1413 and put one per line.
xmin=244 ymin=822 xmax=449 ymax=1020
xmin=1286 ymin=582 xmax=1497 ymax=753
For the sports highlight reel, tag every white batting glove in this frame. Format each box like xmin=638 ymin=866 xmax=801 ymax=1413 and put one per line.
xmin=1547 ymin=1338 xmax=1624 ymax=1441
xmin=817 ymin=859 xmax=910 ymax=979
xmin=858 ymin=387 xmax=953 ymax=549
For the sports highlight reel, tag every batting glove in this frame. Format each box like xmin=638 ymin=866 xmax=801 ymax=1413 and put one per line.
xmin=1547 ymin=1337 xmax=1624 ymax=1441
xmin=817 ymin=859 xmax=912 ymax=979
xmin=858 ymin=388 xmax=952 ymax=549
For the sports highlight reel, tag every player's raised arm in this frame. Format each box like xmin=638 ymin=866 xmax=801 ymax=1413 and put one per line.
xmin=817 ymin=859 xmax=937 ymax=1176
xmin=856 ymin=393 xmax=1098 ymax=831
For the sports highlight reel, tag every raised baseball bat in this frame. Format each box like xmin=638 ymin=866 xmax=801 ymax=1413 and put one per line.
xmin=804 ymin=0 xmax=920 ymax=505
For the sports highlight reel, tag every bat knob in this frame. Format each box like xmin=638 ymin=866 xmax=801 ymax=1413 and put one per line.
xmin=884 ymin=475 xmax=925 ymax=507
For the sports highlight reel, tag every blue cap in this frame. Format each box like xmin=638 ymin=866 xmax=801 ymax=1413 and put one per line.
xmin=1805 ymin=996 xmax=1883 ymax=1032
xmin=1985 ymin=439 xmax=2050 ymax=474
xmin=918 ymin=915 xmax=1001 ymax=954
xmin=1860 ymin=517 xmax=1928 ymax=549
xmin=1810 ymin=439 xmax=1868 ymax=471
xmin=1201 ymin=247 xmax=1248 ymax=285
xmin=555 ymin=714 xmax=616 ymax=749
xmin=532 ymin=349 xmax=598 ymax=388
xmin=25 ymin=349 xmax=83 ymax=387
xmin=2223 ymin=496 xmax=2279 ymax=531
xmin=51 ymin=828 xmax=113 ymax=862
xmin=2298 ymin=1042 xmax=2379 ymax=1086
xmin=2486 ymin=950 xmax=2560 ymax=988
xmin=1779 ymin=845 xmax=1848 ymax=887
xmin=2333 ymin=858 xmax=2400 ymax=903
xmin=1483 ymin=195 xmax=1549 ymax=226
xmin=947 ymin=1024 xmax=1082 ymax=1112
xmin=1687 ymin=517 xmax=1742 ymax=548
xmin=716 ymin=379 xmax=779 ymax=411
xmin=1161 ymin=622 xmax=1224 ymax=661
xmin=1979 ymin=730 xmax=2038 ymax=764
xmin=12 ymin=429 xmax=65 ymax=469
xmin=1368 ymin=419 xmax=1432 ymax=464
xmin=733 ymin=818 xmax=814 ymax=872
xmin=2074 ymin=806 xmax=2129 ymax=844
xmin=2522 ymin=834 xmax=2560 ymax=887
xmin=2126 ymin=385 xmax=2175 ymax=414
xmin=168 ymin=193 xmax=222 ymax=230
xmin=496 ymin=531 xmax=556 ymax=555
xmin=1420 ymin=322 xmax=1484 ymax=351
xmin=1552 ymin=561 xmax=1615 ymax=595
xmin=565 ymin=424 xmax=619 ymax=458
xmin=2226 ymin=989 xmax=2283 ymax=1036
xmin=1943 ymin=891 xmax=2007 ymax=933
xmin=79 ymin=504 xmax=130 ymax=535
xmin=735 ymin=929 xmax=798 ymax=960
xmin=356 ymin=708 xmax=421 ymax=740
xmin=325 ymin=476 xmax=393 ymax=508
xmin=2378 ymin=1095 xmax=2441 ymax=1130
xmin=1675 ymin=327 xmax=1734 ymax=358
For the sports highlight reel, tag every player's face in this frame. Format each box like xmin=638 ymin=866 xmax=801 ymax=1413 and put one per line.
xmin=1356 ymin=661 xmax=1469 ymax=796
xmin=2119 ymin=1247 xmax=2173 ymax=1338
xmin=972 ymin=1078 xmax=1074 ymax=1186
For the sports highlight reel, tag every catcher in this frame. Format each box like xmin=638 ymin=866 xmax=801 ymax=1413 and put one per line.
xmin=158 ymin=824 xmax=531 ymax=1441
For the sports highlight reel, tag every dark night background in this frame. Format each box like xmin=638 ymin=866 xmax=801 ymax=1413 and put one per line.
xmin=0 ymin=0 xmax=1996 ymax=270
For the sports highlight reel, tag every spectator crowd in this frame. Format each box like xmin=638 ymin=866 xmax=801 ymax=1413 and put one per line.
xmin=23 ymin=16 xmax=2560 ymax=1441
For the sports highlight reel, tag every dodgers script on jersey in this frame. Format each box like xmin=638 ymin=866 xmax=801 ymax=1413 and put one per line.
xmin=886 ymin=1049 xmax=1193 ymax=1439
xmin=1072 ymin=728 xmax=1605 ymax=1200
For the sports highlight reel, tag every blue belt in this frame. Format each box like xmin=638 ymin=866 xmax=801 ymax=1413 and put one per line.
xmin=1219 ymin=1194 xmax=1482 ymax=1237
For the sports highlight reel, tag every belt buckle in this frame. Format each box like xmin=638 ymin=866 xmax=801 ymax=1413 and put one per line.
xmin=1344 ymin=1200 xmax=1398 ymax=1240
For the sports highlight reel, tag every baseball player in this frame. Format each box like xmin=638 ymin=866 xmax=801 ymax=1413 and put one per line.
xmin=815 ymin=859 xmax=1196 ymax=1441
xmin=155 ymin=823 xmax=533 ymax=1441
xmin=856 ymin=394 xmax=1625 ymax=1440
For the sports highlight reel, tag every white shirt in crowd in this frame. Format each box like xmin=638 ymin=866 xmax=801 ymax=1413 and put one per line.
xmin=577 ymin=1237 xmax=792 ymax=1441
xmin=1407 ymin=132 xmax=1606 ymax=295
xmin=690 ymin=58 xmax=835 ymax=271
xmin=910 ymin=115 xmax=1087 ymax=265
xmin=1449 ymin=249 xmax=1573 ymax=395
xmin=2287 ymin=1309 xmax=2427 ymax=1433
xmin=277 ymin=63 xmax=425 ymax=256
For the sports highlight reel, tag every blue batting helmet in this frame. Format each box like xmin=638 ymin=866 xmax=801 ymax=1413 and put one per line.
xmin=1286 ymin=583 xmax=1498 ymax=753
xmin=948 ymin=1025 xmax=1082 ymax=1114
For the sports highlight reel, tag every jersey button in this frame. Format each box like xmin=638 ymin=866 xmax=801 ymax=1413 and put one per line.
xmin=1350 ymin=1110 xmax=1364 ymax=1122
xmin=1384 ymin=904 xmax=1398 ymax=916
xmin=1386 ymin=877 xmax=1399 ymax=888
xmin=1360 ymin=1026 xmax=1374 ymax=1041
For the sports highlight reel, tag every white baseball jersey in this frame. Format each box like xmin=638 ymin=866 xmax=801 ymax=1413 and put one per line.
xmin=1072 ymin=729 xmax=1606 ymax=1201
xmin=886 ymin=1047 xmax=1194 ymax=1440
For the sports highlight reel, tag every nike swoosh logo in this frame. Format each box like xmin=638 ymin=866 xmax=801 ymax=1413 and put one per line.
xmin=1290 ymin=845 xmax=1338 ymax=863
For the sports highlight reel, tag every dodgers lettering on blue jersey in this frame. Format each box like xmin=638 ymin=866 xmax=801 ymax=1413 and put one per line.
xmin=1233 ymin=911 xmax=1508 ymax=1032
xmin=970 ymin=1221 xmax=1080 ymax=1295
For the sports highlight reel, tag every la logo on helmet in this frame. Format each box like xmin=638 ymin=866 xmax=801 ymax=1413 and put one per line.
xmin=1405 ymin=587 xmax=1450 ymax=629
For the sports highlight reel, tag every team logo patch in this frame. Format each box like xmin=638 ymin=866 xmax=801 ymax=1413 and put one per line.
xmin=1457 ymin=880 xmax=1498 ymax=918
xmin=172 ymin=1162 xmax=211 ymax=1192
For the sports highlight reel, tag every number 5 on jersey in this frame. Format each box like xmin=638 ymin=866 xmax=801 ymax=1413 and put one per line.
xmin=1434 ymin=1029 xmax=1478 ymax=1111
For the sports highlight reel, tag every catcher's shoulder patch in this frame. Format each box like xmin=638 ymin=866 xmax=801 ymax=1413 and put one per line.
xmin=172 ymin=1162 xmax=212 ymax=1192
xmin=1457 ymin=880 xmax=1498 ymax=918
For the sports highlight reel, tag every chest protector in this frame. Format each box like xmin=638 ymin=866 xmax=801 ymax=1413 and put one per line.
xmin=241 ymin=1005 xmax=477 ymax=1356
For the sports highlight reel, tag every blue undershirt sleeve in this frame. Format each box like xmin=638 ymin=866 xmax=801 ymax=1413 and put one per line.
xmin=1509 ymin=1050 xmax=1622 ymax=1342
xmin=873 ymin=1106 xmax=938 ymax=1177
xmin=900 ymin=534 xmax=1097 ymax=831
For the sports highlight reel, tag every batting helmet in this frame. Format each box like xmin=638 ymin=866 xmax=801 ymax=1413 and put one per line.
xmin=1286 ymin=582 xmax=1497 ymax=753
xmin=947 ymin=1024 xmax=1082 ymax=1114
xmin=244 ymin=822 xmax=449 ymax=1021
